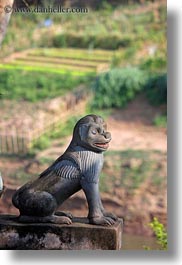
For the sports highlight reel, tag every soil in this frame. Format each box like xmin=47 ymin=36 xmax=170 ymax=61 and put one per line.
xmin=0 ymin=95 xmax=167 ymax=236
xmin=108 ymin=94 xmax=166 ymax=152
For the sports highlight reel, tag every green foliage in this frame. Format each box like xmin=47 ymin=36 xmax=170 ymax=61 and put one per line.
xmin=30 ymin=115 xmax=83 ymax=153
xmin=122 ymin=46 xmax=138 ymax=60
xmin=145 ymin=73 xmax=167 ymax=105
xmin=49 ymin=115 xmax=83 ymax=139
xmin=0 ymin=69 xmax=90 ymax=102
xmin=110 ymin=53 xmax=123 ymax=68
xmin=149 ymin=217 xmax=167 ymax=250
xmin=90 ymin=67 xmax=147 ymax=109
xmin=32 ymin=135 xmax=51 ymax=151
xmin=0 ymin=63 xmax=93 ymax=76
xmin=110 ymin=46 xmax=140 ymax=68
xmin=98 ymin=1 xmax=114 ymax=12
xmin=140 ymin=56 xmax=167 ymax=72
xmin=52 ymin=33 xmax=132 ymax=50
xmin=153 ymin=115 xmax=167 ymax=128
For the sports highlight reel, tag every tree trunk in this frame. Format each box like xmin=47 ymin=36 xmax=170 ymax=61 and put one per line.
xmin=0 ymin=0 xmax=14 ymax=47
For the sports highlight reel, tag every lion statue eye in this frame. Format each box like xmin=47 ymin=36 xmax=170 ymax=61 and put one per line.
xmin=92 ymin=129 xmax=97 ymax=135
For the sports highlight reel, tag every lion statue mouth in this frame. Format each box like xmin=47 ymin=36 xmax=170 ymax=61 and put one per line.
xmin=94 ymin=142 xmax=110 ymax=149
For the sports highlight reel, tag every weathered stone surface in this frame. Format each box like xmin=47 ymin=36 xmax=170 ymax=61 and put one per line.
xmin=0 ymin=215 xmax=123 ymax=250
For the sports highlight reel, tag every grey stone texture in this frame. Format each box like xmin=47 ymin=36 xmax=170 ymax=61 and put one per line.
xmin=0 ymin=215 xmax=123 ymax=250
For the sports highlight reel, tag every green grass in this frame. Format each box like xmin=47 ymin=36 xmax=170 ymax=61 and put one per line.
xmin=31 ymin=135 xmax=51 ymax=151
xmin=0 ymin=64 xmax=93 ymax=76
xmin=100 ymin=150 xmax=166 ymax=193
xmin=49 ymin=115 xmax=83 ymax=139
xmin=7 ymin=60 xmax=96 ymax=72
xmin=0 ymin=69 xmax=92 ymax=101
xmin=153 ymin=115 xmax=167 ymax=128
xmin=30 ymin=115 xmax=83 ymax=153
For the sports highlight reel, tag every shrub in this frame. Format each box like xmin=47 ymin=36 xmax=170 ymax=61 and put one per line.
xmin=52 ymin=33 xmax=132 ymax=50
xmin=140 ymin=56 xmax=167 ymax=72
xmin=145 ymin=73 xmax=167 ymax=105
xmin=49 ymin=115 xmax=83 ymax=139
xmin=30 ymin=115 xmax=83 ymax=153
xmin=149 ymin=217 xmax=167 ymax=250
xmin=90 ymin=67 xmax=147 ymax=109
xmin=32 ymin=135 xmax=51 ymax=151
xmin=153 ymin=115 xmax=167 ymax=128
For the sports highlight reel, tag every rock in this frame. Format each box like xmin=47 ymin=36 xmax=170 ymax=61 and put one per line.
xmin=0 ymin=215 xmax=123 ymax=250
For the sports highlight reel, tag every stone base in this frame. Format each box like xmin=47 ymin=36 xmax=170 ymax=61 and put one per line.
xmin=0 ymin=215 xmax=123 ymax=250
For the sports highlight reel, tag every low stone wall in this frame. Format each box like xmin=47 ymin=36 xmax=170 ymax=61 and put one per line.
xmin=0 ymin=215 xmax=123 ymax=250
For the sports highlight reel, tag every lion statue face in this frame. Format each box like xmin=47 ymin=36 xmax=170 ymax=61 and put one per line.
xmin=72 ymin=114 xmax=111 ymax=152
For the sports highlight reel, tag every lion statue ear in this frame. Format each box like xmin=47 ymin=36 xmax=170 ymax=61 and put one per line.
xmin=79 ymin=124 xmax=89 ymax=141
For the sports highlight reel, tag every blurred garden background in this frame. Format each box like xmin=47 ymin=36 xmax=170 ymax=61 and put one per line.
xmin=0 ymin=0 xmax=167 ymax=249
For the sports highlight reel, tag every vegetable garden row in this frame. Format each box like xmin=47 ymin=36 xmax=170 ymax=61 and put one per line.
xmin=0 ymin=48 xmax=115 ymax=75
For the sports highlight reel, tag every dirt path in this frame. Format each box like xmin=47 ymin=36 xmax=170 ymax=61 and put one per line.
xmin=107 ymin=95 xmax=167 ymax=152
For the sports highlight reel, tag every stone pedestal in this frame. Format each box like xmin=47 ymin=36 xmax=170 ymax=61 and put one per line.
xmin=0 ymin=215 xmax=123 ymax=250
